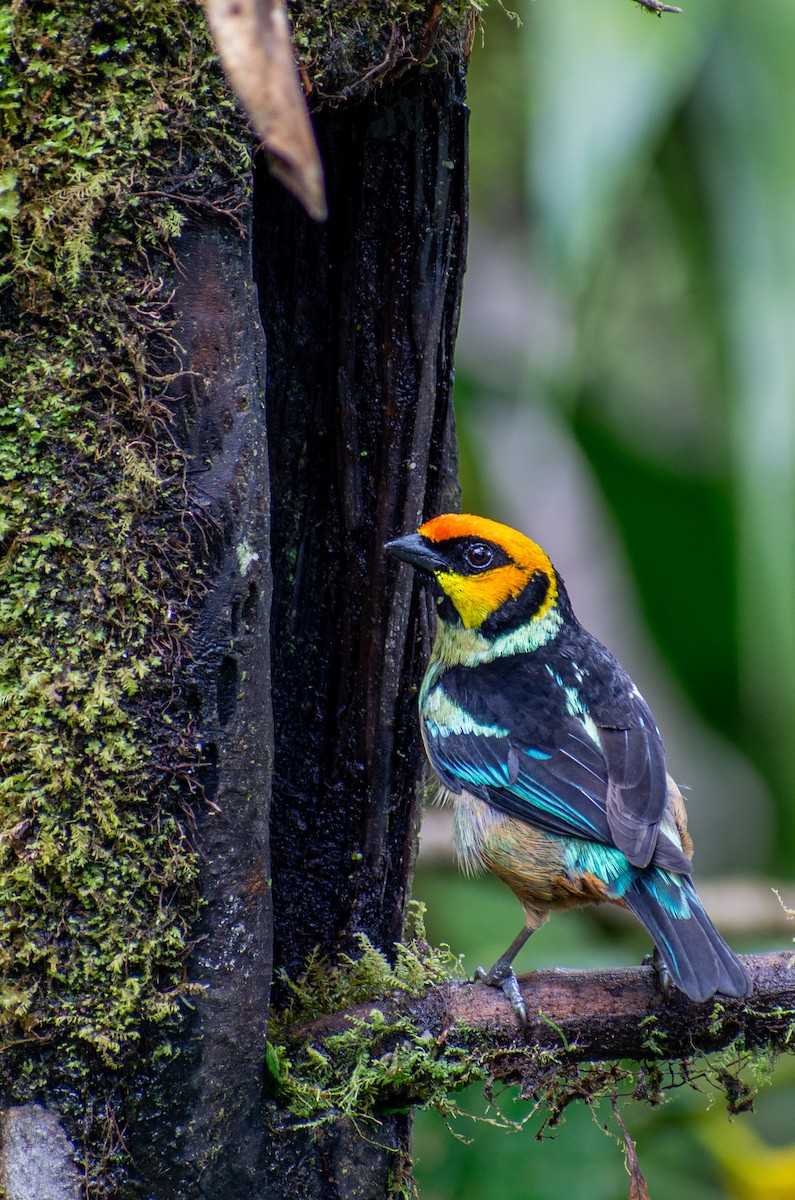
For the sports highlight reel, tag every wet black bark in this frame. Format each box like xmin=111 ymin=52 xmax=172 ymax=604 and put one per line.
xmin=258 ymin=66 xmax=466 ymax=989
xmin=135 ymin=216 xmax=274 ymax=1198
xmin=255 ymin=65 xmax=468 ymax=1197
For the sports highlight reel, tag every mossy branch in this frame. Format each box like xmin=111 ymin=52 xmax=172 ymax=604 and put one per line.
xmin=288 ymin=951 xmax=794 ymax=1063
xmin=270 ymin=950 xmax=795 ymax=1124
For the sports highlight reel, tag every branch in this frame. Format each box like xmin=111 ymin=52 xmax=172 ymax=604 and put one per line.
xmin=632 ymin=0 xmax=683 ymax=14
xmin=281 ymin=953 xmax=795 ymax=1109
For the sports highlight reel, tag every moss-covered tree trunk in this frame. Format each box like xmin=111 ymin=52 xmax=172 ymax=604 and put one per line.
xmin=1 ymin=2 xmax=470 ymax=1196
xmin=1 ymin=4 xmax=266 ymax=1194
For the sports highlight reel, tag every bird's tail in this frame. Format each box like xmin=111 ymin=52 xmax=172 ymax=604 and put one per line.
xmin=623 ymin=872 xmax=751 ymax=1003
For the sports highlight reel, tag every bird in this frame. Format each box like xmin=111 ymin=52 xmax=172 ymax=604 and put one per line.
xmin=385 ymin=512 xmax=752 ymax=1021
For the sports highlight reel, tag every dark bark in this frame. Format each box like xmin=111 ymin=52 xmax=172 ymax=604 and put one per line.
xmin=135 ymin=216 xmax=274 ymax=1198
xmin=286 ymin=951 xmax=795 ymax=1094
xmin=254 ymin=65 xmax=468 ymax=1197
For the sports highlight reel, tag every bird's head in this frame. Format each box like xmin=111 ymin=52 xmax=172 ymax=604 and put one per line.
xmin=385 ymin=513 xmax=561 ymax=635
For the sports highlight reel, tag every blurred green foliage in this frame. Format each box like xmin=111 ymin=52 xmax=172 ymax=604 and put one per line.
xmin=533 ymin=0 xmax=795 ymax=863
xmin=458 ymin=0 xmax=795 ymax=865
xmin=413 ymin=0 xmax=795 ymax=1195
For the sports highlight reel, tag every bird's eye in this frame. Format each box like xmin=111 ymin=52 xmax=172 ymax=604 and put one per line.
xmin=465 ymin=543 xmax=493 ymax=570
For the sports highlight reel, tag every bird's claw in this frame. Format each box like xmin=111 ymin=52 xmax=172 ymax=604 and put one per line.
xmin=474 ymin=961 xmax=527 ymax=1026
xmin=644 ymin=946 xmax=673 ymax=999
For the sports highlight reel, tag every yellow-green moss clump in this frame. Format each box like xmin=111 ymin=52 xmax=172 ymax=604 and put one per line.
xmin=0 ymin=0 xmax=247 ymax=1169
xmin=267 ymin=906 xmax=480 ymax=1125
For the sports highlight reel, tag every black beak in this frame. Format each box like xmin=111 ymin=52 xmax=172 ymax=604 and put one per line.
xmin=384 ymin=532 xmax=447 ymax=574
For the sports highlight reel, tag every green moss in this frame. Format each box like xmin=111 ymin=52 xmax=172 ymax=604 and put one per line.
xmin=287 ymin=0 xmax=479 ymax=99
xmin=0 ymin=0 xmax=248 ymax=1187
xmin=267 ymin=905 xmax=483 ymax=1125
xmin=271 ymin=902 xmax=463 ymax=1031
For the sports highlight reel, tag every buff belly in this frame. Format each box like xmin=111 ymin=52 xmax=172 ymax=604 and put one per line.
xmin=450 ymin=788 xmax=615 ymax=933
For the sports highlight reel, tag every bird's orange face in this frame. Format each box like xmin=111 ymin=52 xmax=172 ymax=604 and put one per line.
xmin=387 ymin=513 xmax=558 ymax=631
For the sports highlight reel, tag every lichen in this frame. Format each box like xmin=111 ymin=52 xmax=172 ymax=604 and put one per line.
xmin=0 ymin=0 xmax=248 ymax=1189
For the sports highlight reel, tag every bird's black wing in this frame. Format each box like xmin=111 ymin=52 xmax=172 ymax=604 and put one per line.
xmin=423 ymin=650 xmax=690 ymax=872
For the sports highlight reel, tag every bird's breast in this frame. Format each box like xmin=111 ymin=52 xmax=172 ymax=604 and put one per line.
xmin=452 ymin=790 xmax=564 ymax=898
xmin=451 ymin=790 xmax=621 ymax=917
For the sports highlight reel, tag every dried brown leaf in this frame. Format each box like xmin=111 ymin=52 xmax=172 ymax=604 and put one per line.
xmin=202 ymin=0 xmax=327 ymax=221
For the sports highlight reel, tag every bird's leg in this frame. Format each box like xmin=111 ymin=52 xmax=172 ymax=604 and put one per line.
xmin=474 ymin=926 xmax=533 ymax=1025
xmin=643 ymin=945 xmax=673 ymax=998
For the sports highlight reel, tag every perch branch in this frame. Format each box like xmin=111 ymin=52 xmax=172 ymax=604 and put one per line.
xmin=284 ymin=952 xmax=795 ymax=1097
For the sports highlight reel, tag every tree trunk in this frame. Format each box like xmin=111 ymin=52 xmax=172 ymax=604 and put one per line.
xmin=2 ymin=3 xmax=469 ymax=1194
xmin=132 ymin=216 xmax=274 ymax=1197
xmin=256 ymin=66 xmax=467 ymax=1196
xmin=259 ymin=67 xmax=466 ymax=986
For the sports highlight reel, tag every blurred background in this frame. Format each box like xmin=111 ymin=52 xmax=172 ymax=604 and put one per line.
xmin=412 ymin=0 xmax=795 ymax=1195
